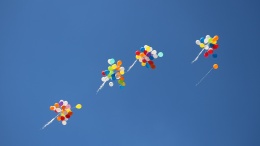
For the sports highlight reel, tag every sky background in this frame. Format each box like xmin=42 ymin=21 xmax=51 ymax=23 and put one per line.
xmin=1 ymin=0 xmax=260 ymax=146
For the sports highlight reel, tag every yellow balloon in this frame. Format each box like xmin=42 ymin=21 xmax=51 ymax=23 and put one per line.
xmin=120 ymin=70 xmax=125 ymax=75
xmin=136 ymin=55 xmax=140 ymax=59
xmin=141 ymin=62 xmax=146 ymax=66
xmin=199 ymin=43 xmax=205 ymax=49
xmin=145 ymin=46 xmax=151 ymax=52
xmin=112 ymin=64 xmax=117 ymax=70
xmin=213 ymin=64 xmax=218 ymax=70
xmin=212 ymin=40 xmax=217 ymax=44
xmin=76 ymin=104 xmax=82 ymax=109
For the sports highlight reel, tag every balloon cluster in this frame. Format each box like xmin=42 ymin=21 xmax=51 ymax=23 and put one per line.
xmin=135 ymin=45 xmax=164 ymax=69
xmin=195 ymin=35 xmax=219 ymax=58
xmin=49 ymin=100 xmax=82 ymax=126
xmin=101 ymin=58 xmax=126 ymax=89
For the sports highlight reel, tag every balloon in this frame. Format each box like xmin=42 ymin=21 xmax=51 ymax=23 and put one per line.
xmin=112 ymin=64 xmax=117 ymax=70
xmin=54 ymin=103 xmax=59 ymax=108
xmin=145 ymin=63 xmax=150 ymax=68
xmin=213 ymin=64 xmax=218 ymax=69
xmin=213 ymin=44 xmax=218 ymax=49
xmin=143 ymin=50 xmax=147 ymax=55
xmin=204 ymin=52 xmax=209 ymax=58
xmin=153 ymin=54 xmax=158 ymax=59
xmin=57 ymin=116 xmax=61 ymax=121
xmin=76 ymin=104 xmax=82 ymax=109
xmin=107 ymin=59 xmax=111 ymax=64
xmin=158 ymin=52 xmax=164 ymax=57
xmin=119 ymin=76 xmax=124 ymax=81
xmin=136 ymin=55 xmax=140 ymax=59
xmin=200 ymin=37 xmax=205 ymax=43
xmin=206 ymin=35 xmax=210 ymax=38
xmin=140 ymin=47 xmax=145 ymax=52
xmin=208 ymin=49 xmax=213 ymax=54
xmin=120 ymin=70 xmax=124 ymax=75
xmin=199 ymin=43 xmax=205 ymax=48
xmin=119 ymin=85 xmax=124 ymax=89
xmin=142 ymin=59 xmax=146 ymax=63
xmin=56 ymin=108 xmax=61 ymax=113
xmin=63 ymin=101 xmax=68 ymax=106
xmin=148 ymin=60 xmax=154 ymax=65
xmin=145 ymin=46 xmax=151 ymax=52
xmin=212 ymin=54 xmax=218 ymax=58
xmin=135 ymin=51 xmax=140 ymax=55
xmin=121 ymin=82 xmax=126 ymax=86
xmin=59 ymin=101 xmax=63 ymax=106
xmin=141 ymin=62 xmax=146 ymax=66
xmin=120 ymin=67 xmax=125 ymax=71
xmin=208 ymin=38 xmax=212 ymax=43
xmin=101 ymin=77 xmax=105 ymax=82
xmin=62 ymin=121 xmax=67 ymax=125
xmin=108 ymin=66 xmax=112 ymax=71
xmin=149 ymin=55 xmax=154 ymax=60
xmin=204 ymin=38 xmax=208 ymax=44
xmin=195 ymin=40 xmax=200 ymax=45
xmin=204 ymin=45 xmax=209 ymax=50
xmin=50 ymin=106 xmax=55 ymax=111
xmin=151 ymin=64 xmax=156 ymax=69
xmin=65 ymin=115 xmax=70 ymax=119
xmin=109 ymin=82 xmax=114 ymax=87
xmin=151 ymin=50 xmax=157 ymax=55
xmin=117 ymin=60 xmax=122 ymax=66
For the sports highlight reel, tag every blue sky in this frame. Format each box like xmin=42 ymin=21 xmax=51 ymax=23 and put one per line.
xmin=0 ymin=0 xmax=260 ymax=146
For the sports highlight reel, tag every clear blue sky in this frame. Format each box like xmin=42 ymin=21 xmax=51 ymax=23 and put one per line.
xmin=1 ymin=0 xmax=260 ymax=146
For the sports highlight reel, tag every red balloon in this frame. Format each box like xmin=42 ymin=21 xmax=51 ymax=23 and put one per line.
xmin=143 ymin=50 xmax=147 ymax=55
xmin=65 ymin=115 xmax=70 ymax=119
xmin=208 ymin=49 xmax=213 ymax=54
xmin=142 ymin=59 xmax=147 ymax=63
xmin=204 ymin=52 xmax=209 ymax=58
xmin=101 ymin=71 xmax=105 ymax=76
xmin=213 ymin=44 xmax=218 ymax=50
xmin=148 ymin=60 xmax=154 ymax=65
xmin=60 ymin=116 xmax=65 ymax=121
xmin=151 ymin=64 xmax=156 ymax=69
xmin=135 ymin=51 xmax=140 ymax=55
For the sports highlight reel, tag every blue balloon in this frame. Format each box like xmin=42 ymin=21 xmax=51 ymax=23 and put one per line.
xmin=209 ymin=43 xmax=214 ymax=48
xmin=212 ymin=54 xmax=218 ymax=58
xmin=149 ymin=56 xmax=154 ymax=60
xmin=104 ymin=70 xmax=109 ymax=75
xmin=200 ymin=37 xmax=205 ymax=43
xmin=145 ymin=63 xmax=150 ymax=68
xmin=119 ymin=85 xmax=124 ymax=89
xmin=140 ymin=47 xmax=145 ymax=52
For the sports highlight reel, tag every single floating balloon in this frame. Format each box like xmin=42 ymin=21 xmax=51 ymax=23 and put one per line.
xmin=158 ymin=52 xmax=164 ymax=57
xmin=213 ymin=64 xmax=219 ymax=69
xmin=76 ymin=104 xmax=82 ymax=109
xmin=109 ymin=82 xmax=114 ymax=87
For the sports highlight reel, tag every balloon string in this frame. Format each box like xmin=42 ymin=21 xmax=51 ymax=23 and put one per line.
xmin=127 ymin=60 xmax=137 ymax=72
xmin=41 ymin=114 xmax=60 ymax=130
xmin=96 ymin=80 xmax=107 ymax=94
xmin=192 ymin=49 xmax=205 ymax=64
xmin=196 ymin=68 xmax=213 ymax=86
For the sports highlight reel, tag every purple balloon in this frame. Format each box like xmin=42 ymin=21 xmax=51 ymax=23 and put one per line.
xmin=59 ymin=101 xmax=63 ymax=106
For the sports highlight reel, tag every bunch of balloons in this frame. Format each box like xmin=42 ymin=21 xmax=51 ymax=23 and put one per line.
xmin=195 ymin=35 xmax=219 ymax=58
xmin=49 ymin=100 xmax=82 ymax=126
xmin=135 ymin=45 xmax=164 ymax=69
xmin=101 ymin=58 xmax=126 ymax=89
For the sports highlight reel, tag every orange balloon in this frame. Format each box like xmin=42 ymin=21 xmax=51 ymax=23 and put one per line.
xmin=62 ymin=105 xmax=66 ymax=110
xmin=117 ymin=60 xmax=122 ymax=66
xmin=214 ymin=35 xmax=219 ymax=41
xmin=119 ymin=76 xmax=124 ymax=81
xmin=213 ymin=64 xmax=218 ymax=69
xmin=57 ymin=116 xmax=61 ymax=121
xmin=50 ymin=106 xmax=55 ymax=111
xmin=54 ymin=103 xmax=59 ymax=108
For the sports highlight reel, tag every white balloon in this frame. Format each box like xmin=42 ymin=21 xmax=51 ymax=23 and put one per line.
xmin=204 ymin=45 xmax=209 ymax=50
xmin=107 ymin=59 xmax=111 ymax=64
xmin=153 ymin=54 xmax=158 ymax=59
xmin=149 ymin=47 xmax=153 ymax=52
xmin=101 ymin=77 xmax=105 ymax=82
xmin=195 ymin=40 xmax=200 ymax=45
xmin=120 ymin=67 xmax=125 ymax=71
xmin=144 ymin=45 xmax=148 ymax=49
xmin=109 ymin=82 xmax=114 ymax=87
xmin=151 ymin=50 xmax=157 ymax=55
xmin=56 ymin=108 xmax=61 ymax=113
xmin=204 ymin=38 xmax=208 ymax=44
xmin=139 ymin=58 xmax=142 ymax=62
xmin=145 ymin=56 xmax=150 ymax=61
xmin=104 ymin=76 xmax=109 ymax=81
xmin=63 ymin=101 xmax=68 ymax=106
xmin=206 ymin=35 xmax=210 ymax=38
xmin=62 ymin=121 xmax=67 ymax=125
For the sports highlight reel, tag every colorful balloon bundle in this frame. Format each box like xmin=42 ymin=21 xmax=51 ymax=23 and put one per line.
xmin=101 ymin=58 xmax=126 ymax=89
xmin=135 ymin=45 xmax=164 ymax=69
xmin=44 ymin=100 xmax=82 ymax=128
xmin=195 ymin=35 xmax=219 ymax=58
